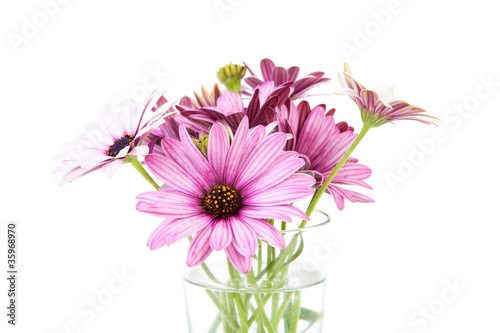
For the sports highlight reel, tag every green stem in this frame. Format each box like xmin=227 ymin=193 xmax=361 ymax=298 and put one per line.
xmin=128 ymin=156 xmax=160 ymax=190
xmin=272 ymin=292 xmax=294 ymax=329
xmin=300 ymin=124 xmax=371 ymax=228
xmin=247 ymin=268 xmax=276 ymax=333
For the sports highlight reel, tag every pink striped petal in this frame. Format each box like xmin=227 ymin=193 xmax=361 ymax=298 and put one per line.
xmin=230 ymin=216 xmax=257 ymax=257
xmin=136 ymin=201 xmax=202 ymax=218
xmin=240 ymin=217 xmax=286 ymax=249
xmin=239 ymin=205 xmax=309 ymax=222
xmin=147 ymin=214 xmax=213 ymax=249
xmin=244 ymin=185 xmax=314 ymax=206
xmin=136 ymin=190 xmax=200 ymax=206
xmin=207 ymin=122 xmax=230 ymax=181
xmin=178 ymin=125 xmax=217 ymax=185
xmin=145 ymin=154 xmax=204 ymax=197
xmin=235 ymin=132 xmax=287 ymax=189
xmin=187 ymin=225 xmax=214 ymax=267
xmin=334 ymin=163 xmax=372 ymax=180
xmin=224 ymin=116 xmax=249 ymax=185
xmin=210 ymin=219 xmax=232 ymax=251
xmin=240 ymin=158 xmax=305 ymax=196
xmin=216 ymin=93 xmax=244 ymax=115
xmin=225 ymin=243 xmax=252 ymax=274
xmin=161 ymin=138 xmax=212 ymax=191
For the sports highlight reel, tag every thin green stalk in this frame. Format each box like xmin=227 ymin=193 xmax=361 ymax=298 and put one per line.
xmin=284 ymin=291 xmax=302 ymax=333
xmin=272 ymin=292 xmax=294 ymax=329
xmin=206 ymin=290 xmax=240 ymax=332
xmin=300 ymin=124 xmax=371 ymax=228
xmin=281 ymin=221 xmax=287 ymax=231
xmin=247 ymin=268 xmax=276 ymax=333
xmin=128 ymin=156 xmax=160 ymax=190
xmin=207 ymin=313 xmax=221 ymax=333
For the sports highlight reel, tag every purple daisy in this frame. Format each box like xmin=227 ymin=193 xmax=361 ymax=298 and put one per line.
xmin=277 ymin=100 xmax=374 ymax=210
xmin=55 ymin=92 xmax=173 ymax=185
xmin=336 ymin=64 xmax=438 ymax=127
xmin=136 ymin=117 xmax=315 ymax=273
xmin=176 ymin=82 xmax=292 ymax=133
xmin=244 ymin=58 xmax=330 ymax=100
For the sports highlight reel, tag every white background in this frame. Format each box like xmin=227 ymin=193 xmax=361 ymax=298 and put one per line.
xmin=1 ymin=0 xmax=499 ymax=332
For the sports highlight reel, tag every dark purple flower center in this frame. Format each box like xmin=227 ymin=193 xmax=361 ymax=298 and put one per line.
xmin=107 ymin=134 xmax=133 ymax=157
xmin=203 ymin=185 xmax=241 ymax=219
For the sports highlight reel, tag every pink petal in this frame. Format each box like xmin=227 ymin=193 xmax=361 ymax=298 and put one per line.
xmin=101 ymin=159 xmax=124 ymax=177
xmin=210 ymin=219 xmax=232 ymax=251
xmin=230 ymin=216 xmax=257 ymax=257
xmin=136 ymin=201 xmax=202 ymax=218
xmin=225 ymin=243 xmax=252 ymax=274
xmin=161 ymin=138 xmax=212 ymax=191
xmin=240 ymin=217 xmax=285 ymax=249
xmin=239 ymin=205 xmax=309 ymax=222
xmin=208 ymin=122 xmax=230 ymax=181
xmin=235 ymin=132 xmax=287 ymax=189
xmin=187 ymin=224 xmax=214 ymax=267
xmin=244 ymin=185 xmax=314 ymax=206
xmin=239 ymin=158 xmax=305 ymax=196
xmin=147 ymin=214 xmax=213 ymax=249
xmin=178 ymin=125 xmax=217 ymax=185
xmin=216 ymin=93 xmax=244 ymax=115
xmin=145 ymin=154 xmax=203 ymax=197
xmin=224 ymin=116 xmax=249 ymax=185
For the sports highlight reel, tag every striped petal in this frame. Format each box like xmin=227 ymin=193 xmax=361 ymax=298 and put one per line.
xmin=145 ymin=154 xmax=204 ymax=197
xmin=225 ymin=243 xmax=252 ymax=274
xmin=230 ymin=216 xmax=257 ymax=257
xmin=210 ymin=219 xmax=232 ymax=251
xmin=187 ymin=224 xmax=214 ymax=267
xmin=208 ymin=122 xmax=230 ymax=181
xmin=241 ymin=216 xmax=286 ymax=249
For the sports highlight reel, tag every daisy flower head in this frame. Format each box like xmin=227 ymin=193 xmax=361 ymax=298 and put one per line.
xmin=336 ymin=63 xmax=438 ymax=128
xmin=136 ymin=117 xmax=315 ymax=273
xmin=244 ymin=58 xmax=330 ymax=100
xmin=55 ymin=92 xmax=174 ymax=185
xmin=277 ymin=101 xmax=374 ymax=210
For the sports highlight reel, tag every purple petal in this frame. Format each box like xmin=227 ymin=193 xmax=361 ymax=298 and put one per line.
xmin=260 ymin=59 xmax=275 ymax=82
xmin=187 ymin=224 xmax=214 ymax=267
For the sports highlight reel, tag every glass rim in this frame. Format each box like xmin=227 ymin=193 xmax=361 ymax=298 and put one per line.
xmin=280 ymin=207 xmax=330 ymax=234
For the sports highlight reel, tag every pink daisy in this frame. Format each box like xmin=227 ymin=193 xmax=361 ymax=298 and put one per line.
xmin=55 ymin=92 xmax=173 ymax=185
xmin=244 ymin=58 xmax=330 ymax=100
xmin=336 ymin=63 xmax=438 ymax=127
xmin=277 ymin=100 xmax=374 ymax=210
xmin=136 ymin=117 xmax=315 ymax=273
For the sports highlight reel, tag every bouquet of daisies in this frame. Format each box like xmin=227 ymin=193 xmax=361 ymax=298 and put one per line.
xmin=55 ymin=59 xmax=436 ymax=333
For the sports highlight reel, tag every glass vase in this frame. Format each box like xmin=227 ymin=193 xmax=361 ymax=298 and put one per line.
xmin=183 ymin=209 xmax=332 ymax=333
